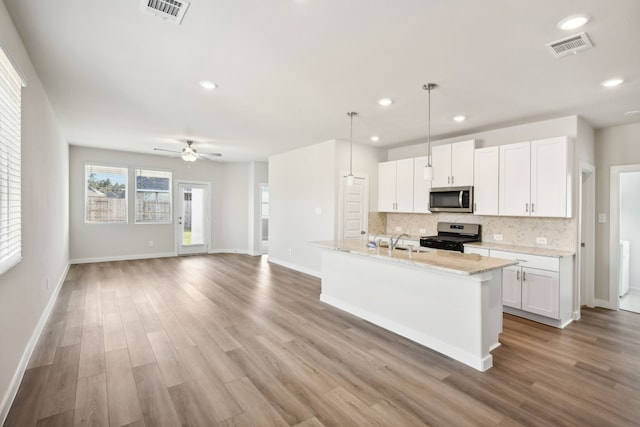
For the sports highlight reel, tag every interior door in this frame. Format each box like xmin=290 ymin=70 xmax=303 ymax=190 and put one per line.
xmin=177 ymin=183 xmax=210 ymax=255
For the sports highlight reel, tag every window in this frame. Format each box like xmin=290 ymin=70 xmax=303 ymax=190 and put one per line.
xmin=0 ymin=47 xmax=25 ymax=275
xmin=85 ymin=164 xmax=128 ymax=223
xmin=135 ymin=169 xmax=172 ymax=223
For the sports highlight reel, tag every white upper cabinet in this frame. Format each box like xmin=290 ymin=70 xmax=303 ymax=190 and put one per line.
xmin=499 ymin=137 xmax=572 ymax=218
xmin=431 ymin=140 xmax=475 ymax=188
xmin=413 ymin=156 xmax=431 ymax=213
xmin=530 ymin=137 xmax=572 ymax=218
xmin=377 ymin=158 xmax=414 ymax=213
xmin=499 ymin=141 xmax=531 ymax=216
xmin=378 ymin=161 xmax=397 ymax=212
xmin=473 ymin=146 xmax=499 ymax=216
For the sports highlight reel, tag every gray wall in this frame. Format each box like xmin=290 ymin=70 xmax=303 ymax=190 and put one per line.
xmin=0 ymin=2 xmax=70 ymax=420
xmin=69 ymin=146 xmax=263 ymax=261
xmin=595 ymin=122 xmax=640 ymax=302
xmin=268 ymin=139 xmax=384 ymax=276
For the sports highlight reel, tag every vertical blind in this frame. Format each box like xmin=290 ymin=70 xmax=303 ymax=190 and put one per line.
xmin=0 ymin=46 xmax=24 ymax=275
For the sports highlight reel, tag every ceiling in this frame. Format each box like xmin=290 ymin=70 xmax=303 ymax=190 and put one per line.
xmin=4 ymin=0 xmax=640 ymax=162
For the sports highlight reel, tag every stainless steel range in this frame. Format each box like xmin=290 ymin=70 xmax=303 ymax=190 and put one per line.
xmin=419 ymin=222 xmax=481 ymax=253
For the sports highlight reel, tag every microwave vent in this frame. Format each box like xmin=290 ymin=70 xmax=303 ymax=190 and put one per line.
xmin=546 ymin=32 xmax=593 ymax=58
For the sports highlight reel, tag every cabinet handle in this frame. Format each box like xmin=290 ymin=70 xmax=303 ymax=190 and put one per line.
xmin=447 ymin=176 xmax=450 ymax=185
xmin=516 ymin=270 xmax=520 ymax=281
xmin=531 ymin=203 xmax=535 ymax=213
xmin=525 ymin=203 xmax=529 ymax=213
xmin=474 ymin=202 xmax=477 ymax=211
xmin=522 ymin=271 xmax=526 ymax=281
xmin=451 ymin=176 xmax=454 ymax=184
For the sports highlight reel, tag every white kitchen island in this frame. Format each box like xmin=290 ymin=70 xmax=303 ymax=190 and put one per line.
xmin=314 ymin=240 xmax=517 ymax=371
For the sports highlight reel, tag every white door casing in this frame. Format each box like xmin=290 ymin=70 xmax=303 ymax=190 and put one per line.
xmin=176 ymin=181 xmax=210 ymax=255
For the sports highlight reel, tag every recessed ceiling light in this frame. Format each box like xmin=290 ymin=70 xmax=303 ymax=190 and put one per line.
xmin=624 ymin=110 xmax=640 ymax=117
xmin=370 ymin=136 xmax=380 ymax=142
xmin=378 ymin=98 xmax=393 ymax=106
xmin=453 ymin=115 xmax=466 ymax=123
xmin=558 ymin=14 xmax=590 ymax=31
xmin=199 ymin=81 xmax=217 ymax=90
xmin=601 ymin=78 xmax=624 ymax=88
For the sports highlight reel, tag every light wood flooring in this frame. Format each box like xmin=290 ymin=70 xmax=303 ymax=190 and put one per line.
xmin=4 ymin=254 xmax=640 ymax=426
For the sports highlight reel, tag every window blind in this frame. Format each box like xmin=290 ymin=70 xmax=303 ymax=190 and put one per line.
xmin=0 ymin=47 xmax=24 ymax=275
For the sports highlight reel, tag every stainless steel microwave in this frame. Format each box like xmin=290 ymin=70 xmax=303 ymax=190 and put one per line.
xmin=429 ymin=186 xmax=474 ymax=213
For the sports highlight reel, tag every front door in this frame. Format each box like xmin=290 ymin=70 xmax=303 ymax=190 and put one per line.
xmin=176 ymin=182 xmax=210 ymax=255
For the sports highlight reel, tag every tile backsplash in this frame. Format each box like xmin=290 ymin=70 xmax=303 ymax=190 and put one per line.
xmin=370 ymin=212 xmax=576 ymax=251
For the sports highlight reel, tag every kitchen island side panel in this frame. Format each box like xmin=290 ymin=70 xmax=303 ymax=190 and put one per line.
xmin=319 ymin=249 xmax=502 ymax=371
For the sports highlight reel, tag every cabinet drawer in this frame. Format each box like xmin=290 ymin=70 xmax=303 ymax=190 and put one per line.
xmin=490 ymin=250 xmax=559 ymax=271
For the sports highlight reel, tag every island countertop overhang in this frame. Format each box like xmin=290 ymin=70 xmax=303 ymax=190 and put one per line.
xmin=311 ymin=240 xmax=518 ymax=276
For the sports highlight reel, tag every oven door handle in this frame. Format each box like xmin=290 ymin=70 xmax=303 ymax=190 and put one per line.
xmin=458 ymin=191 xmax=464 ymax=208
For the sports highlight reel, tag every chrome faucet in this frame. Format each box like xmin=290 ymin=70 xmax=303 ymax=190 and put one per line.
xmin=391 ymin=233 xmax=410 ymax=250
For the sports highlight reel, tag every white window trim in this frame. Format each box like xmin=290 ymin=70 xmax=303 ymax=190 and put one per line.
xmin=84 ymin=162 xmax=129 ymax=224
xmin=134 ymin=167 xmax=173 ymax=224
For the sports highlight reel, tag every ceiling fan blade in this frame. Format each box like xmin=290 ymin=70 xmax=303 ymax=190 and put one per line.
xmin=153 ymin=148 xmax=181 ymax=154
xmin=199 ymin=152 xmax=222 ymax=157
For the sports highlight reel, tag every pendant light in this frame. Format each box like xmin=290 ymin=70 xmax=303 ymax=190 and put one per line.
xmin=346 ymin=111 xmax=358 ymax=186
xmin=422 ymin=83 xmax=437 ymax=181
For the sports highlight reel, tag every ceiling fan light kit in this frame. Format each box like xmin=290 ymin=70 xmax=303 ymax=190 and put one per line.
xmin=181 ymin=141 xmax=198 ymax=162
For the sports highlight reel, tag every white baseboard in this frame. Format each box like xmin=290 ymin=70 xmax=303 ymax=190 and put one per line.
xmin=594 ymin=298 xmax=616 ymax=310
xmin=266 ymin=257 xmax=321 ymax=278
xmin=70 ymin=252 xmax=176 ymax=264
xmin=0 ymin=263 xmax=70 ymax=426
xmin=208 ymin=248 xmax=253 ymax=256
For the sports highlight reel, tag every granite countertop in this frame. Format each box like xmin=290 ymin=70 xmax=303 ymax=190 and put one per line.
xmin=464 ymin=241 xmax=575 ymax=258
xmin=312 ymin=240 xmax=517 ymax=276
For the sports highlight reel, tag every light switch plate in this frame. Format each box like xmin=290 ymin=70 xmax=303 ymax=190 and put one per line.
xmin=493 ymin=234 xmax=503 ymax=241
xmin=536 ymin=237 xmax=547 ymax=245
xmin=315 ymin=207 xmax=322 ymax=215
xmin=395 ymin=226 xmax=402 ymax=232
xmin=598 ymin=213 xmax=607 ymax=223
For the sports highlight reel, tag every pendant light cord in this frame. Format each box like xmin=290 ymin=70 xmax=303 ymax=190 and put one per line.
xmin=347 ymin=112 xmax=358 ymax=175
xmin=423 ymin=83 xmax=436 ymax=167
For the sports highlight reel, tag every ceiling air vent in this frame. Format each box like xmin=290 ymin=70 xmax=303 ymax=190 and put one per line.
xmin=546 ymin=32 xmax=593 ymax=58
xmin=141 ymin=0 xmax=190 ymax=24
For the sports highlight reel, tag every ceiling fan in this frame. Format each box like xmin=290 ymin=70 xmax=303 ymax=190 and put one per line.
xmin=153 ymin=140 xmax=222 ymax=162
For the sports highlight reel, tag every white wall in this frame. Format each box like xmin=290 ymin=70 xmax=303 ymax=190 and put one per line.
xmin=69 ymin=146 xmax=258 ymax=261
xmin=595 ymin=122 xmax=640 ymax=302
xmin=387 ymin=116 xmax=583 ymax=160
xmin=0 ymin=3 xmax=70 ymax=422
xmin=268 ymin=139 xmax=384 ymax=276
xmin=620 ymin=172 xmax=640 ymax=292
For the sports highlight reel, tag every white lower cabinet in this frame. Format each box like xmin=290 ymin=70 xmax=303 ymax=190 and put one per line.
xmin=484 ymin=248 xmax=573 ymax=328
xmin=501 ymin=264 xmax=559 ymax=319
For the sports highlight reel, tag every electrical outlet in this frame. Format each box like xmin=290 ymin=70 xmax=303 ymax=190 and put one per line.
xmin=46 ymin=277 xmax=50 ymax=290
xmin=419 ymin=228 xmax=426 ymax=234
xmin=395 ymin=226 xmax=402 ymax=232
xmin=288 ymin=248 xmax=292 ymax=256
xmin=315 ymin=207 xmax=322 ymax=215
xmin=536 ymin=237 xmax=548 ymax=245
xmin=598 ymin=213 xmax=607 ymax=223
xmin=148 ymin=240 xmax=154 ymax=247
xmin=493 ymin=234 xmax=503 ymax=241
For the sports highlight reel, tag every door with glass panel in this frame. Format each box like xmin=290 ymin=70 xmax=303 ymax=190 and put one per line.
xmin=176 ymin=182 xmax=210 ymax=255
